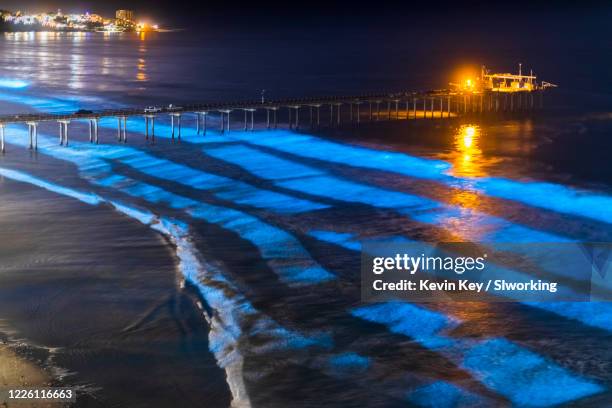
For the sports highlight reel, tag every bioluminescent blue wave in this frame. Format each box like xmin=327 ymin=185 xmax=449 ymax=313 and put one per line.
xmin=112 ymin=181 xmax=333 ymax=285
xmin=3 ymin=90 xmax=612 ymax=224
xmin=96 ymin=145 xmax=327 ymax=214
xmin=0 ymin=167 xmax=102 ymax=205
xmin=309 ymin=231 xmax=364 ymax=251
xmin=312 ymin=229 xmax=612 ymax=331
xmin=206 ymin=144 xmax=567 ymax=244
xmin=0 ymin=167 xmax=335 ymax=407
xmin=352 ymin=302 xmax=457 ymax=349
xmin=0 ymin=79 xmax=29 ymax=89
xmin=327 ymin=353 xmax=370 ymax=374
xmin=0 ymin=90 xmax=80 ymax=113
xmin=221 ymin=130 xmax=612 ymax=224
xmin=2 ymin=124 xmax=326 ymax=214
xmin=308 ymin=230 xmax=413 ymax=250
xmin=463 ymin=338 xmax=603 ymax=407
xmin=204 ymin=144 xmax=610 ymax=328
xmin=1 ymin=128 xmax=333 ymax=285
xmin=407 ymin=381 xmax=481 ymax=408
xmin=352 ymin=302 xmax=603 ymax=406
xmin=223 ymin=131 xmax=452 ymax=178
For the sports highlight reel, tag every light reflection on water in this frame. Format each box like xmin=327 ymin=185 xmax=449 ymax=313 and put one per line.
xmin=431 ymin=121 xmax=541 ymax=181
xmin=1 ymin=32 xmax=148 ymax=95
xmin=453 ymin=124 xmax=484 ymax=177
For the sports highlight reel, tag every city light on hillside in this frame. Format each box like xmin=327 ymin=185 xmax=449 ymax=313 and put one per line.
xmin=0 ymin=8 xmax=159 ymax=33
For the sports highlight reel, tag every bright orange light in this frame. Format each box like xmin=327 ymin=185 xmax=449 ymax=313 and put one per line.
xmin=450 ymin=125 xmax=484 ymax=177
xmin=463 ymin=134 xmax=473 ymax=149
xmin=463 ymin=126 xmax=476 ymax=148
xmin=450 ymin=64 xmax=479 ymax=89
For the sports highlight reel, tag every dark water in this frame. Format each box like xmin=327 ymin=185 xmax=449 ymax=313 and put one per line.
xmin=0 ymin=29 xmax=611 ymax=407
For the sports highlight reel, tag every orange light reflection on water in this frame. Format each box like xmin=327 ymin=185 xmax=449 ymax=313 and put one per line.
xmin=136 ymin=35 xmax=148 ymax=82
xmin=441 ymin=125 xmax=493 ymax=238
xmin=452 ymin=124 xmax=484 ymax=178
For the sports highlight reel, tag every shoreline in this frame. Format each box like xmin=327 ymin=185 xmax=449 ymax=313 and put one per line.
xmin=0 ymin=176 xmax=232 ymax=407
xmin=0 ymin=336 xmax=66 ymax=408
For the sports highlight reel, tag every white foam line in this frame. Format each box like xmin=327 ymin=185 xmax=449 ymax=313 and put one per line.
xmin=1 ymin=167 xmax=335 ymax=408
xmin=129 ymin=211 xmax=253 ymax=408
xmin=0 ymin=167 xmax=102 ymax=205
xmin=0 ymin=167 xmax=252 ymax=408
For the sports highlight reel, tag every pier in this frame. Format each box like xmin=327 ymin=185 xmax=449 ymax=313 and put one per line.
xmin=0 ymin=88 xmax=548 ymax=152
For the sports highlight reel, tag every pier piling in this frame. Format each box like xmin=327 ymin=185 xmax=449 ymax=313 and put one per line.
xmin=248 ymin=109 xmax=255 ymax=131
xmin=93 ymin=119 xmax=99 ymax=144
xmin=28 ymin=122 xmax=38 ymax=150
xmin=58 ymin=120 xmax=70 ymax=146
xmin=0 ymin=124 xmax=4 ymax=153
xmin=170 ymin=113 xmax=181 ymax=140
xmin=123 ymin=116 xmax=127 ymax=143
xmin=117 ymin=117 xmax=122 ymax=142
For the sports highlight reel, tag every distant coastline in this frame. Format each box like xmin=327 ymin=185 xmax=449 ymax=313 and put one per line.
xmin=0 ymin=27 xmax=161 ymax=33
xmin=0 ymin=9 xmax=160 ymax=34
xmin=0 ymin=27 xmax=178 ymax=34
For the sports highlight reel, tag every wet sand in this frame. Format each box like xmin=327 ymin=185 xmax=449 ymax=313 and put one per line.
xmin=0 ymin=177 xmax=231 ymax=407
xmin=0 ymin=343 xmax=64 ymax=408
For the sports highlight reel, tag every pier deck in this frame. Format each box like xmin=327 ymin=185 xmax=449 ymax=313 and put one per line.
xmin=0 ymin=89 xmax=545 ymax=152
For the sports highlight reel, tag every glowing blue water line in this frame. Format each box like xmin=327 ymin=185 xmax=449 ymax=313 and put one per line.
xmin=0 ymin=91 xmax=80 ymax=113
xmin=0 ymin=79 xmax=30 ymax=89
xmin=309 ymin=229 xmax=612 ymax=332
xmin=407 ymin=381 xmax=481 ymax=408
xmin=352 ymin=302 xmax=603 ymax=407
xmin=1 ymin=127 xmax=334 ymax=286
xmin=205 ymin=144 xmax=569 ymax=244
xmin=203 ymin=145 xmax=604 ymax=330
xmin=0 ymin=167 xmax=102 ymax=205
xmin=220 ymin=130 xmax=612 ymax=225
xmin=93 ymin=144 xmax=328 ymax=214
xmin=206 ymin=144 xmax=611 ymax=298
xmin=2 ymin=122 xmax=326 ymax=214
